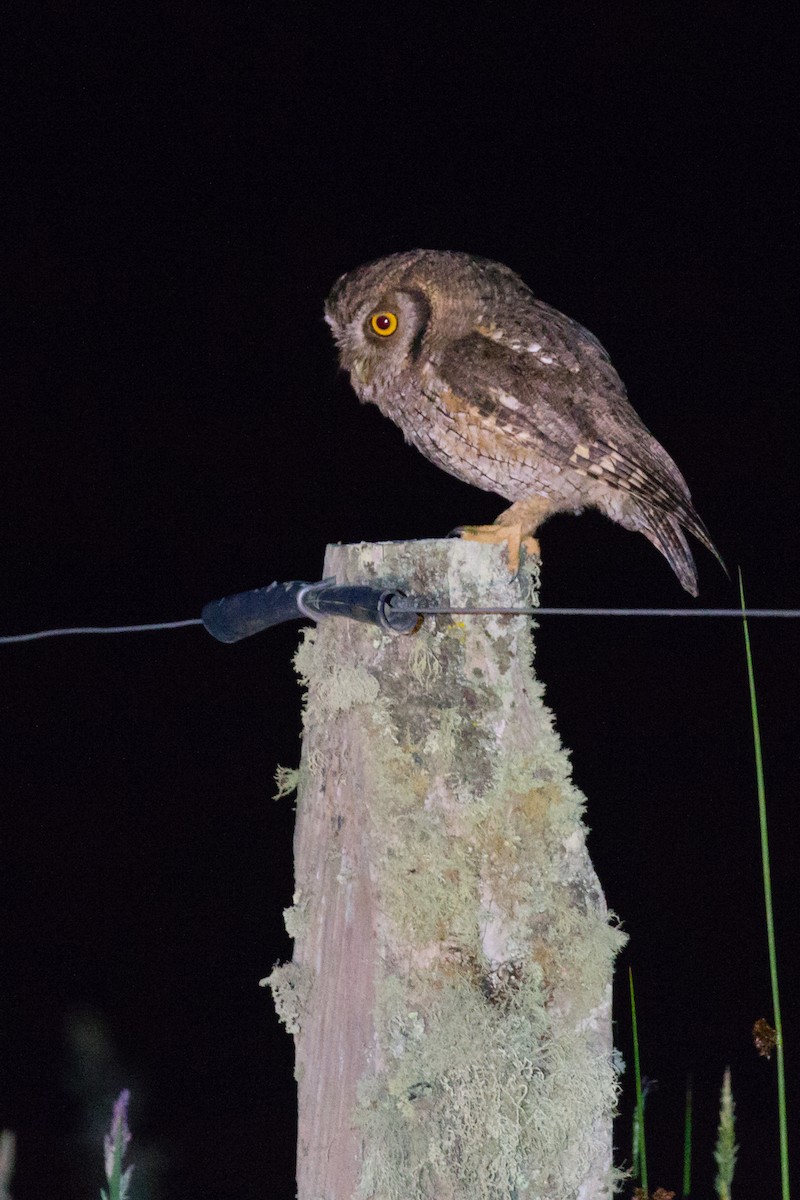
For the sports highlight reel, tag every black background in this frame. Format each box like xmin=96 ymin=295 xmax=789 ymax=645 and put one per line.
xmin=2 ymin=4 xmax=798 ymax=1197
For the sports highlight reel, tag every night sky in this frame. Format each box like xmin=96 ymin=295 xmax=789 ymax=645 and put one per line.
xmin=2 ymin=6 xmax=798 ymax=1197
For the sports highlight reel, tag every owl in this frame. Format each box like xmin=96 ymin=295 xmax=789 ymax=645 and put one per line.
xmin=325 ymin=250 xmax=723 ymax=594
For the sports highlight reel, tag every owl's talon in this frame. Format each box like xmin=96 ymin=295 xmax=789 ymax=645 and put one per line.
xmin=457 ymin=523 xmax=525 ymax=574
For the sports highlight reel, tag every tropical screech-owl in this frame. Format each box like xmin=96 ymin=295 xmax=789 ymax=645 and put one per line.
xmin=325 ymin=250 xmax=722 ymax=594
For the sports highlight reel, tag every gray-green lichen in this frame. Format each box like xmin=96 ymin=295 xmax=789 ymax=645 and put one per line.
xmin=284 ymin=541 xmax=625 ymax=1199
xmin=273 ymin=764 xmax=300 ymax=800
xmin=262 ymin=961 xmax=311 ymax=1036
xmin=357 ymin=976 xmax=618 ymax=1199
xmin=282 ymin=892 xmax=310 ymax=940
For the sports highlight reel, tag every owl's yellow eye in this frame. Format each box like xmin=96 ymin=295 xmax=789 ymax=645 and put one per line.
xmin=370 ymin=311 xmax=398 ymax=337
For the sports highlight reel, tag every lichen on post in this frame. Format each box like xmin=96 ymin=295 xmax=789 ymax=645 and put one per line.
xmin=267 ymin=538 xmax=625 ymax=1200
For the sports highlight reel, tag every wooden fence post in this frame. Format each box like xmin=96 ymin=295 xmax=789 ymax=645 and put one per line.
xmin=267 ymin=538 xmax=625 ymax=1200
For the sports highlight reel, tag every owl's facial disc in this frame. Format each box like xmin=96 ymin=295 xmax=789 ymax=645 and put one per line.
xmin=350 ymin=306 xmax=401 ymax=380
xmin=326 ymin=272 xmax=433 ymax=395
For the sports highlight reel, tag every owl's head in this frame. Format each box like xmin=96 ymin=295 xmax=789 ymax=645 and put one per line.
xmin=325 ymin=249 xmax=526 ymax=394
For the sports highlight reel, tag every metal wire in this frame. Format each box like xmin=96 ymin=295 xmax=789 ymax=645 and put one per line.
xmin=391 ymin=606 xmax=800 ymax=618
xmin=1 ymin=608 xmax=798 ymax=646
xmin=0 ymin=619 xmax=203 ymax=644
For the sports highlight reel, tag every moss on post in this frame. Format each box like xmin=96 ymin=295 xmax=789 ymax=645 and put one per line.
xmin=268 ymin=538 xmax=625 ymax=1200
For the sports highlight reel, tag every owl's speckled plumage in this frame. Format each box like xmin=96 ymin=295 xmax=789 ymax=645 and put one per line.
xmin=325 ymin=250 xmax=722 ymax=594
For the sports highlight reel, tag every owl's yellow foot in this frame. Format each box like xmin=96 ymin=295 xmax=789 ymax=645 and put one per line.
xmin=456 ymin=524 xmax=540 ymax=574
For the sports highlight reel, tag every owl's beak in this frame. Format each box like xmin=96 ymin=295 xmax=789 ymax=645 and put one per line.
xmin=352 ymin=356 xmax=372 ymax=386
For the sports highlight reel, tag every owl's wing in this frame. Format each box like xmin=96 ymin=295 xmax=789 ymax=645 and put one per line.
xmin=434 ymin=326 xmax=721 ymax=563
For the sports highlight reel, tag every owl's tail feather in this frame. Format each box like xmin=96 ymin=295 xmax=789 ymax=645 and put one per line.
xmin=676 ymin=504 xmax=728 ymax=576
xmin=633 ymin=508 xmax=695 ymax=597
xmin=639 ymin=509 xmax=702 ymax=596
xmin=639 ymin=499 xmax=727 ymax=596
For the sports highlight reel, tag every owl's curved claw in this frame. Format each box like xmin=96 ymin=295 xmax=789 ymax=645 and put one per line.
xmin=451 ymin=523 xmax=540 ymax=575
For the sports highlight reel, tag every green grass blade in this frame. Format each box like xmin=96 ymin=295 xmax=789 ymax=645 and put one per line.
xmin=738 ymin=571 xmax=790 ymax=1200
xmin=628 ymin=967 xmax=648 ymax=1194
xmin=682 ymin=1074 xmax=693 ymax=1198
